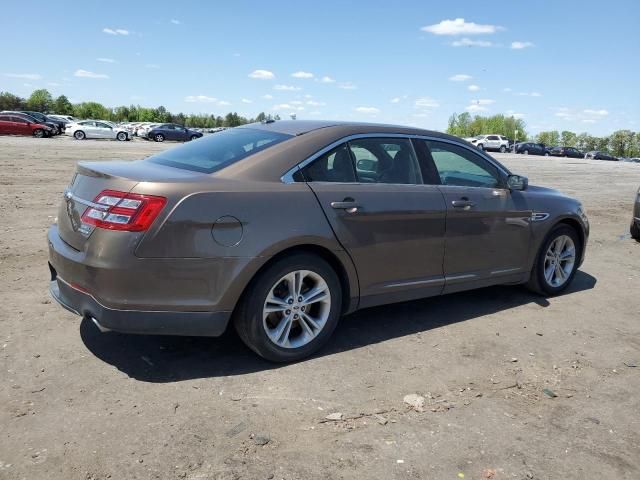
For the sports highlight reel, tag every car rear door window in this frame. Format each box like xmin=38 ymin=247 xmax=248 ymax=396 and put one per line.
xmin=425 ymin=140 xmax=501 ymax=188
xmin=301 ymin=144 xmax=356 ymax=182
xmin=348 ymin=138 xmax=423 ymax=184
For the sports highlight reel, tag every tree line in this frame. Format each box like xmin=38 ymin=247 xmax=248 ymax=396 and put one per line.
xmin=0 ymin=88 xmax=276 ymax=129
xmin=447 ymin=111 xmax=640 ymax=157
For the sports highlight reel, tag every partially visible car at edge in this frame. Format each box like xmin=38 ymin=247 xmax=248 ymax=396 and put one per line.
xmin=66 ymin=120 xmax=130 ymax=141
xmin=1 ymin=111 xmax=60 ymax=135
xmin=0 ymin=113 xmax=52 ymax=137
xmin=147 ymin=123 xmax=203 ymax=142
xmin=631 ymin=187 xmax=640 ymax=241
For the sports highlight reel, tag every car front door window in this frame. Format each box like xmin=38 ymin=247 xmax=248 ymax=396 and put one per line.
xmin=426 ymin=141 xmax=500 ymax=188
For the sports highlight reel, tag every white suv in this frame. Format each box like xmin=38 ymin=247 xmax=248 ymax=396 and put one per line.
xmin=465 ymin=134 xmax=510 ymax=153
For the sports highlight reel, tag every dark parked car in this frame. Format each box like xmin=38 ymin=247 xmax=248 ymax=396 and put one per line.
xmin=48 ymin=121 xmax=589 ymax=362
xmin=0 ymin=113 xmax=52 ymax=137
xmin=585 ymin=151 xmax=617 ymax=161
xmin=1 ymin=111 xmax=60 ymax=134
xmin=515 ymin=142 xmax=549 ymax=156
xmin=551 ymin=146 xmax=583 ymax=158
xmin=631 ymin=187 xmax=640 ymax=241
xmin=20 ymin=111 xmax=64 ymax=134
xmin=147 ymin=123 xmax=203 ymax=142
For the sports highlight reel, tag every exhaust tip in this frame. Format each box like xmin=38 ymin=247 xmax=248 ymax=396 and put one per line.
xmin=90 ymin=316 xmax=112 ymax=333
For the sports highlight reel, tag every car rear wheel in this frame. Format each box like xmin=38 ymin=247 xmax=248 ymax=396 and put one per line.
xmin=74 ymin=130 xmax=85 ymax=140
xmin=523 ymin=149 xmax=529 ymax=155
xmin=234 ymin=253 xmax=342 ymax=362
xmin=116 ymin=132 xmax=127 ymax=141
xmin=190 ymin=135 xmax=198 ymax=141
xmin=154 ymin=134 xmax=165 ymax=142
xmin=500 ymin=145 xmax=506 ymax=153
xmin=544 ymin=152 xmax=550 ymax=156
xmin=527 ymin=224 xmax=581 ymax=295
xmin=33 ymin=129 xmax=44 ymax=138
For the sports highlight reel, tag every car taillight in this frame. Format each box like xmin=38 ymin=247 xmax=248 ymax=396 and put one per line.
xmin=81 ymin=189 xmax=166 ymax=231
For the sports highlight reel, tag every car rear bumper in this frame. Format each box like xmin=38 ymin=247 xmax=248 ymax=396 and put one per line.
xmin=49 ymin=275 xmax=230 ymax=336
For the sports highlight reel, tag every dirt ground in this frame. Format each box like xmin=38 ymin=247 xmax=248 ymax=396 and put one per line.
xmin=1 ymin=135 xmax=639 ymax=480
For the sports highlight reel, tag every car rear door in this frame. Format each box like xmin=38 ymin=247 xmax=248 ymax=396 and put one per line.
xmin=487 ymin=135 xmax=500 ymax=149
xmin=0 ymin=114 xmax=15 ymax=134
xmin=300 ymin=137 xmax=447 ymax=307
xmin=419 ymin=139 xmax=532 ymax=293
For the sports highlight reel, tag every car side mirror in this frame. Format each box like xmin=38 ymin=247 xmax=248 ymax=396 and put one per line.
xmin=507 ymin=174 xmax=528 ymax=191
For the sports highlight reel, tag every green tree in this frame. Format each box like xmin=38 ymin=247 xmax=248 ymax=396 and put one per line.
xmin=0 ymin=92 xmax=25 ymax=110
xmin=609 ymin=130 xmax=636 ymax=157
xmin=560 ymin=131 xmax=577 ymax=147
xmin=53 ymin=95 xmax=74 ymax=115
xmin=575 ymin=133 xmax=598 ymax=152
xmin=26 ymin=89 xmax=53 ymax=112
xmin=73 ymin=102 xmax=110 ymax=120
xmin=536 ymin=131 xmax=560 ymax=146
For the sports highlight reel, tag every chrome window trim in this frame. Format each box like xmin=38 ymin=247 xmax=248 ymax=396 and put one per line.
xmin=280 ymin=133 xmax=510 ymax=184
xmin=63 ymin=189 xmax=110 ymax=211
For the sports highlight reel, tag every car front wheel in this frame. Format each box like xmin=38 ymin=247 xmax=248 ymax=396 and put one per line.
xmin=234 ymin=253 xmax=342 ymax=362
xmin=477 ymin=144 xmax=484 ymax=151
xmin=527 ymin=225 xmax=581 ymax=295
xmin=74 ymin=130 xmax=85 ymax=140
xmin=500 ymin=145 xmax=506 ymax=153
xmin=33 ymin=129 xmax=45 ymax=138
xmin=154 ymin=134 xmax=165 ymax=142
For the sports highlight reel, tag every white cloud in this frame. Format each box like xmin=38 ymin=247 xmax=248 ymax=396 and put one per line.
xmin=273 ymin=103 xmax=304 ymax=111
xmin=218 ymin=100 xmax=231 ymax=106
xmin=421 ymin=18 xmax=502 ymax=36
xmin=290 ymin=100 xmax=303 ymax=105
xmin=449 ymin=74 xmax=472 ymax=82
xmin=103 ymin=28 xmax=129 ymax=36
xmin=262 ymin=94 xmax=274 ymax=100
xmin=74 ymin=69 xmax=109 ymax=79
xmin=170 ymin=19 xmax=181 ymax=25
xmin=320 ymin=76 xmax=335 ymax=83
xmin=468 ymin=84 xmax=480 ymax=92
xmin=518 ymin=91 xmax=542 ymax=97
xmin=390 ymin=97 xmax=401 ymax=103
xmin=248 ymin=69 xmax=275 ymax=80
xmin=451 ymin=38 xmax=494 ymax=47
xmin=503 ymin=87 xmax=513 ymax=92
xmin=511 ymin=41 xmax=534 ymax=50
xmin=413 ymin=113 xmax=429 ymax=118
xmin=145 ymin=64 xmax=160 ymax=69
xmin=3 ymin=73 xmax=42 ymax=80
xmin=184 ymin=95 xmax=218 ymax=103
xmin=506 ymin=110 xmax=525 ymax=119
xmin=553 ymin=107 xmax=608 ymax=123
xmin=97 ymin=58 xmax=116 ymax=63
xmin=306 ymin=100 xmax=325 ymax=106
xmin=308 ymin=111 xmax=322 ymax=116
xmin=274 ymin=84 xmax=301 ymax=91
xmin=415 ymin=97 xmax=440 ymax=109
xmin=47 ymin=82 xmax=61 ymax=87
xmin=583 ymin=109 xmax=608 ymax=116
xmin=241 ymin=98 xmax=252 ymax=104
xmin=338 ymin=82 xmax=357 ymax=90
xmin=466 ymin=104 xmax=488 ymax=112
xmin=291 ymin=71 xmax=314 ymax=79
xmin=355 ymin=106 xmax=380 ymax=114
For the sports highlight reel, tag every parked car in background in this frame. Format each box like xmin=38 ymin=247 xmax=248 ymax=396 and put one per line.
xmin=0 ymin=113 xmax=52 ymax=137
xmin=19 ymin=111 xmax=65 ymax=134
xmin=66 ymin=120 xmax=130 ymax=141
xmin=1 ymin=111 xmax=60 ymax=134
xmin=585 ymin=151 xmax=617 ymax=161
xmin=136 ymin=123 xmax=160 ymax=138
xmin=147 ymin=123 xmax=203 ymax=142
xmin=50 ymin=114 xmax=78 ymax=123
xmin=551 ymin=146 xmax=583 ymax=158
xmin=465 ymin=134 xmax=510 ymax=153
xmin=48 ymin=120 xmax=589 ymax=362
xmin=631 ymin=187 xmax=640 ymax=241
xmin=515 ymin=142 xmax=549 ymax=156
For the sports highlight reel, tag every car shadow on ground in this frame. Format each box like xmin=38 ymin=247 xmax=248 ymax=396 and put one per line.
xmin=80 ymin=271 xmax=596 ymax=383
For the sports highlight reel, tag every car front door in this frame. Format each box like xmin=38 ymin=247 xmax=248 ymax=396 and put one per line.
xmin=11 ymin=116 xmax=31 ymax=135
xmin=486 ymin=135 xmax=500 ymax=150
xmin=300 ymin=137 xmax=447 ymax=307
xmin=95 ymin=122 xmax=114 ymax=139
xmin=79 ymin=121 xmax=98 ymax=138
xmin=420 ymin=139 xmax=532 ymax=293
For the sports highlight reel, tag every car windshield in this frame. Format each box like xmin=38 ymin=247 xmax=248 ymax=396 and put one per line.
xmin=147 ymin=127 xmax=292 ymax=173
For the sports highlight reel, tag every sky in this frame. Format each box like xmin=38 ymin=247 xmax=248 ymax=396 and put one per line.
xmin=1 ymin=0 xmax=639 ymax=135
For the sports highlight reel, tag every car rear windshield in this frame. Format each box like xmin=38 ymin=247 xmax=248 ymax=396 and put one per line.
xmin=146 ymin=127 xmax=292 ymax=173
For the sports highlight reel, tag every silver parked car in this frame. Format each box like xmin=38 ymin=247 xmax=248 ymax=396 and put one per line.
xmin=48 ymin=120 xmax=589 ymax=362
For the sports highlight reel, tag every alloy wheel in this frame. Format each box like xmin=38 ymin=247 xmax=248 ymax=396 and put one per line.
xmin=262 ymin=270 xmax=331 ymax=349
xmin=543 ymin=235 xmax=576 ymax=287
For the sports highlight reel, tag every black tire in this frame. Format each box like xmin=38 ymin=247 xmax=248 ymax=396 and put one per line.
xmin=526 ymin=224 xmax=581 ymax=296
xmin=631 ymin=221 xmax=640 ymax=241
xmin=544 ymin=152 xmax=550 ymax=156
xmin=500 ymin=145 xmax=506 ymax=153
xmin=477 ymin=144 xmax=484 ymax=151
xmin=154 ymin=133 xmax=165 ymax=142
xmin=33 ymin=129 xmax=44 ymax=138
xmin=524 ymin=150 xmax=529 ymax=155
xmin=234 ymin=253 xmax=342 ymax=362
xmin=190 ymin=135 xmax=198 ymax=141
xmin=74 ymin=130 xmax=85 ymax=140
xmin=116 ymin=132 xmax=127 ymax=141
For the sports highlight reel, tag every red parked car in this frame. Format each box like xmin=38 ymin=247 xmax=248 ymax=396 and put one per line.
xmin=0 ymin=113 xmax=52 ymax=137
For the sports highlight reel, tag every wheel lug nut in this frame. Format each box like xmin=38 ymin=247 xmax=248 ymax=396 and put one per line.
xmin=301 ymin=306 xmax=305 ymax=311
xmin=285 ymin=310 xmax=291 ymax=315
xmin=294 ymin=314 xmax=299 ymax=319
xmin=288 ymin=299 xmax=294 ymax=304
xmin=298 ymin=296 xmax=303 ymax=302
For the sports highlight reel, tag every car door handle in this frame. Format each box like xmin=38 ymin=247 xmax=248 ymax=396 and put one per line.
xmin=451 ymin=199 xmax=475 ymax=209
xmin=331 ymin=199 xmax=360 ymax=213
